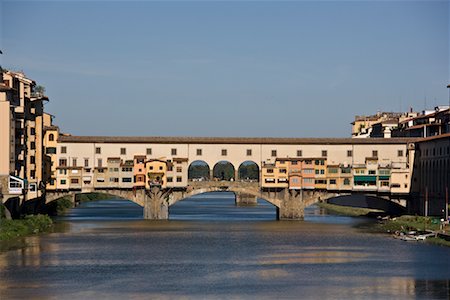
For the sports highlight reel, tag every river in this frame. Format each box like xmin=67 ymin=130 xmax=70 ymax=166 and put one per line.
xmin=1 ymin=193 xmax=449 ymax=299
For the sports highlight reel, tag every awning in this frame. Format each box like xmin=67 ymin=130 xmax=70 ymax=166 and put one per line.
xmin=354 ymin=176 xmax=377 ymax=182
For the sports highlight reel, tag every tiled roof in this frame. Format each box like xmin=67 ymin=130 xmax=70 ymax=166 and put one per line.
xmin=59 ymin=135 xmax=418 ymax=145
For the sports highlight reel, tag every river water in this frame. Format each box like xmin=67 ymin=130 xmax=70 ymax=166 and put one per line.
xmin=1 ymin=193 xmax=449 ymax=299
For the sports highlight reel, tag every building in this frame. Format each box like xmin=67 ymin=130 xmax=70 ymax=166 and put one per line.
xmin=0 ymin=70 xmax=52 ymax=202
xmin=410 ymin=133 xmax=450 ymax=216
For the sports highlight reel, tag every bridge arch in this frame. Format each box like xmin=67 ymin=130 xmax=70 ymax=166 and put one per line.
xmin=169 ymin=186 xmax=281 ymax=208
xmin=188 ymin=160 xmax=211 ymax=181
xmin=45 ymin=189 xmax=145 ymax=207
xmin=212 ymin=161 xmax=236 ymax=181
xmin=301 ymin=192 xmax=406 ymax=215
xmin=237 ymin=160 xmax=259 ymax=182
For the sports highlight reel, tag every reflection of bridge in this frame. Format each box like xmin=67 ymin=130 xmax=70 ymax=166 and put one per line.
xmin=45 ymin=181 xmax=407 ymax=220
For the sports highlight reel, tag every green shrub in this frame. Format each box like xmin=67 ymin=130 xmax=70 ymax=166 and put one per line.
xmin=0 ymin=214 xmax=53 ymax=241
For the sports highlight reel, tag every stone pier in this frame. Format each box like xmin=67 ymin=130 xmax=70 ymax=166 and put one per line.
xmin=235 ymin=192 xmax=258 ymax=206
xmin=276 ymin=189 xmax=304 ymax=220
xmin=143 ymin=188 xmax=169 ymax=220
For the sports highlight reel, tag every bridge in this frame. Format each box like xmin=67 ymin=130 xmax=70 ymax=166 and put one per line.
xmin=36 ymin=135 xmax=415 ymax=219
xmin=45 ymin=180 xmax=407 ymax=220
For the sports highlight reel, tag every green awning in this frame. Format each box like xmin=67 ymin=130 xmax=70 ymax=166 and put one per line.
xmin=354 ymin=175 xmax=377 ymax=182
xmin=378 ymin=176 xmax=390 ymax=180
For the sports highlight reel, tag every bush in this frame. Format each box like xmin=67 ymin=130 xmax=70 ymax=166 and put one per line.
xmin=0 ymin=214 xmax=53 ymax=241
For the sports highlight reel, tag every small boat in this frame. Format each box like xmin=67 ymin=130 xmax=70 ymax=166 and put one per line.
xmin=392 ymin=230 xmax=436 ymax=241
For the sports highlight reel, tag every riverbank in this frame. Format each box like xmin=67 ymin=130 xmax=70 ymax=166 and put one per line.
xmin=317 ymin=202 xmax=450 ymax=247
xmin=316 ymin=202 xmax=383 ymax=217
xmin=0 ymin=214 xmax=53 ymax=251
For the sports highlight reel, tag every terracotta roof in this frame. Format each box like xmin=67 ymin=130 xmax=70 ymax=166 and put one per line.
xmin=417 ymin=133 xmax=450 ymax=143
xmin=59 ymin=135 xmax=418 ymax=145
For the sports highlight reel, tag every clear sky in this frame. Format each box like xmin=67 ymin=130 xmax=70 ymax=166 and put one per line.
xmin=1 ymin=0 xmax=448 ymax=137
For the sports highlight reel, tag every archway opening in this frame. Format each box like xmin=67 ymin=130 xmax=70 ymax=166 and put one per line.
xmin=188 ymin=160 xmax=210 ymax=181
xmin=238 ymin=161 xmax=259 ymax=182
xmin=212 ymin=161 xmax=235 ymax=181
xmin=170 ymin=191 xmax=277 ymax=221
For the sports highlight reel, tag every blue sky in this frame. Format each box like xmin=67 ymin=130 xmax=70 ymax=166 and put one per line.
xmin=1 ymin=0 xmax=448 ymax=137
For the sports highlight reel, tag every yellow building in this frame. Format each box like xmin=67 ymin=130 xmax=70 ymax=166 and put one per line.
xmin=313 ymin=158 xmax=327 ymax=189
xmin=146 ymin=159 xmax=167 ymax=189
xmin=261 ymin=159 xmax=289 ymax=188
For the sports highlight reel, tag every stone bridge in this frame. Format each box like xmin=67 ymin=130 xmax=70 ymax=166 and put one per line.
xmin=45 ymin=181 xmax=339 ymax=220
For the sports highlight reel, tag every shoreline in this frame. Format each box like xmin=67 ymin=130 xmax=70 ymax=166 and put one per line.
xmin=317 ymin=202 xmax=450 ymax=247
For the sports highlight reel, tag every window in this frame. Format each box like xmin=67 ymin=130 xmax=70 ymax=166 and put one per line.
xmin=59 ymin=158 xmax=67 ymax=167
xmin=60 ymin=179 xmax=66 ymax=185
xmin=267 ymin=169 xmax=274 ymax=173
xmin=322 ymin=150 xmax=327 ymax=157
xmin=121 ymin=148 xmax=126 ymax=155
xmin=247 ymin=149 xmax=252 ymax=156
xmin=46 ymin=147 xmax=56 ymax=154
xmin=167 ymin=177 xmax=173 ymax=182
xmin=72 ymin=158 xmax=77 ymax=167
xmin=84 ymin=159 xmax=89 ymax=167
xmin=30 ymin=156 xmax=35 ymax=164
xmin=222 ymin=149 xmax=227 ymax=156
xmin=98 ymin=158 xmax=102 ymax=168
xmin=122 ymin=178 xmax=132 ymax=183
xmin=49 ymin=133 xmax=54 ymax=141
xmin=304 ymin=160 xmax=312 ymax=165
xmin=303 ymin=178 xmax=314 ymax=184
xmin=177 ymin=167 xmax=182 ymax=172
xmin=30 ymin=170 xmax=35 ymax=179
xmin=347 ymin=150 xmax=352 ymax=157
xmin=150 ymin=166 xmax=154 ymax=170
xmin=368 ymin=170 xmax=376 ymax=175
xmin=329 ymin=168 xmax=338 ymax=174
xmin=176 ymin=177 xmax=182 ymax=182
xmin=344 ymin=178 xmax=350 ymax=185
xmin=292 ymin=161 xmax=298 ymax=165
xmin=271 ymin=150 xmax=277 ymax=157
xmin=297 ymin=150 xmax=302 ymax=157
xmin=197 ymin=149 xmax=202 ymax=156
xmin=96 ymin=147 xmax=101 ymax=154
xmin=398 ymin=150 xmax=403 ymax=157
xmin=159 ymin=166 xmax=163 ymax=170
xmin=315 ymin=170 xmax=320 ymax=174
xmin=98 ymin=169 xmax=104 ymax=173
xmin=329 ymin=179 xmax=336 ymax=185
xmin=320 ymin=169 xmax=325 ymax=174
xmin=167 ymin=165 xmax=173 ymax=171
xmin=30 ymin=128 xmax=35 ymax=135
xmin=279 ymin=168 xmax=287 ymax=173
xmin=171 ymin=148 xmax=177 ymax=156
xmin=59 ymin=169 xmax=67 ymax=175
xmin=372 ymin=150 xmax=378 ymax=157
xmin=70 ymin=178 xmax=79 ymax=184
xmin=146 ymin=148 xmax=152 ymax=155
xmin=292 ymin=178 xmax=299 ymax=183
xmin=315 ymin=160 xmax=320 ymax=165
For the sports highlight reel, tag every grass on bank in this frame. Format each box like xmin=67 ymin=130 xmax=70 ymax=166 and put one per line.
xmin=0 ymin=214 xmax=53 ymax=241
xmin=316 ymin=202 xmax=383 ymax=217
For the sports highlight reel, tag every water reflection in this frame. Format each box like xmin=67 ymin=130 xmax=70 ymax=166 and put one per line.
xmin=1 ymin=194 xmax=450 ymax=299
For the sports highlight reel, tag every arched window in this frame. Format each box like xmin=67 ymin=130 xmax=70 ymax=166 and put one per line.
xmin=49 ymin=133 xmax=54 ymax=141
